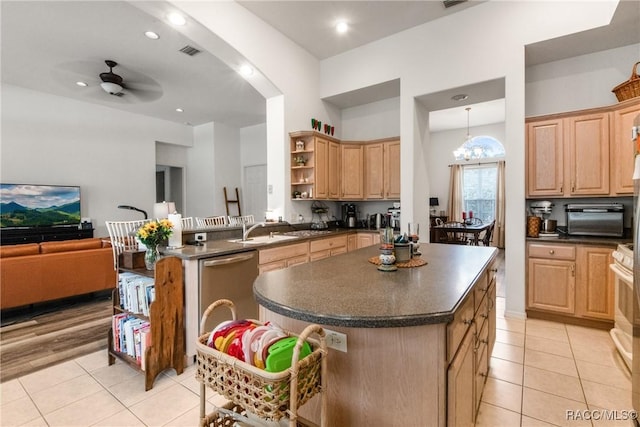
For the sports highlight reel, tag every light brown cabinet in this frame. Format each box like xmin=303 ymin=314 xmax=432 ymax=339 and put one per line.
xmin=258 ymin=242 xmax=309 ymax=274
xmin=364 ymin=139 xmax=400 ymax=200
xmin=527 ymin=242 xmax=614 ymax=323
xmin=340 ymin=144 xmax=364 ymax=199
xmin=576 ymin=245 xmax=614 ymax=320
xmin=611 ymin=101 xmax=640 ymax=194
xmin=290 ymin=131 xmax=400 ymax=201
xmin=566 ymin=112 xmax=610 ymax=195
xmin=526 ymin=119 xmax=564 ymax=197
xmin=348 ymin=232 xmax=380 ymax=251
xmin=309 ymin=235 xmax=348 ymax=261
xmin=327 ymin=140 xmax=341 ymax=199
xmin=526 ymin=98 xmax=639 ymax=198
xmin=447 ymin=257 xmax=497 ymax=427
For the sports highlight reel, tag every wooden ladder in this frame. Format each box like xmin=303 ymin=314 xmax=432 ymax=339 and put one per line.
xmin=223 ymin=187 xmax=242 ymax=216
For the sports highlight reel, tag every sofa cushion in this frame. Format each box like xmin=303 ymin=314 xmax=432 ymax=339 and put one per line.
xmin=0 ymin=243 xmax=40 ymax=258
xmin=40 ymin=238 xmax=103 ymax=254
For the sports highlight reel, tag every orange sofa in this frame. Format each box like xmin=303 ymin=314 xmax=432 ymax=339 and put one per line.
xmin=0 ymin=238 xmax=117 ymax=310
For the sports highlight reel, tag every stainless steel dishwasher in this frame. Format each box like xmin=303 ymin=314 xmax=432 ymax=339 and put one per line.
xmin=199 ymin=250 xmax=259 ymax=333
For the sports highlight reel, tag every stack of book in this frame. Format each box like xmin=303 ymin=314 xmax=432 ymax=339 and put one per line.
xmin=112 ymin=314 xmax=151 ymax=369
xmin=117 ymin=272 xmax=155 ymax=316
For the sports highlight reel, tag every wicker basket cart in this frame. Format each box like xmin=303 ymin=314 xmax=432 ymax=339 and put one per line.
xmin=195 ymin=299 xmax=328 ymax=427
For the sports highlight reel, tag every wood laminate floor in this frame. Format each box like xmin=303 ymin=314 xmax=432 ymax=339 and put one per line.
xmin=0 ymin=293 xmax=113 ymax=383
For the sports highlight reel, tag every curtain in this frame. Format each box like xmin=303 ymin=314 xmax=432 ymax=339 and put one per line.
xmin=447 ymin=164 xmax=464 ymax=222
xmin=493 ymin=160 xmax=506 ymax=248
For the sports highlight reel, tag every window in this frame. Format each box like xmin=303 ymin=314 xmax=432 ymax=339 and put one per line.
xmin=463 ymin=163 xmax=497 ymax=222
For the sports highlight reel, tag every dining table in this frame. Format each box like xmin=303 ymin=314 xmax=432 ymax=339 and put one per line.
xmin=432 ymin=221 xmax=491 ymax=245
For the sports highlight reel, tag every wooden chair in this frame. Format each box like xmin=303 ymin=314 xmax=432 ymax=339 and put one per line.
xmin=227 ymin=215 xmax=255 ymax=226
xmin=105 ymin=219 xmax=149 ymax=270
xmin=196 ymin=216 xmax=226 ymax=227
xmin=439 ymin=221 xmax=469 ymax=245
xmin=181 ymin=216 xmax=195 ymax=229
xmin=479 ymin=220 xmax=496 ymax=246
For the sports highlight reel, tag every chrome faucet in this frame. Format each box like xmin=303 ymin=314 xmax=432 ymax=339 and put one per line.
xmin=242 ymin=222 xmax=266 ymax=241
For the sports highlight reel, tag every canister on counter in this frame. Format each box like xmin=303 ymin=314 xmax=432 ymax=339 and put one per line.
xmin=527 ymin=216 xmax=541 ymax=238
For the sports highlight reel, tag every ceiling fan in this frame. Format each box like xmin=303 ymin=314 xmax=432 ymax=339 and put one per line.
xmin=99 ymin=60 xmax=125 ymax=96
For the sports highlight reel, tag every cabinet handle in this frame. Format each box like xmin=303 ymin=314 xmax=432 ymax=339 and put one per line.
xmin=571 ymin=264 xmax=575 ymax=277
xmin=549 ymin=250 xmax=555 ymax=255
xmin=491 ymin=268 xmax=498 ymax=273
xmin=463 ymin=318 xmax=474 ymax=326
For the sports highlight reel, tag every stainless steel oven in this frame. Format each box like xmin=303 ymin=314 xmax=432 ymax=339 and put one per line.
xmin=611 ymin=243 xmax=634 ymax=371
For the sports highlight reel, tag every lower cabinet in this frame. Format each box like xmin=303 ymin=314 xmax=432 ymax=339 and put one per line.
xmin=258 ymin=242 xmax=309 ymax=274
xmin=448 ymin=257 xmax=497 ymax=426
xmin=309 ymin=235 xmax=348 ymax=261
xmin=348 ymin=232 xmax=381 ymax=251
xmin=527 ymin=242 xmax=614 ymax=322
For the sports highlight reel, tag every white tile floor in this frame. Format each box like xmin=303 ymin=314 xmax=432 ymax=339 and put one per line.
xmin=0 ymin=295 xmax=633 ymax=426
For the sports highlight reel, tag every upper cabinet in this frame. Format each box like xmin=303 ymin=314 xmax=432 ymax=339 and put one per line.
xmin=526 ymin=98 xmax=639 ymax=198
xmin=611 ymin=102 xmax=640 ymax=194
xmin=290 ymin=131 xmax=400 ymax=201
xmin=340 ymin=143 xmax=364 ymax=200
xmin=566 ymin=112 xmax=610 ymax=196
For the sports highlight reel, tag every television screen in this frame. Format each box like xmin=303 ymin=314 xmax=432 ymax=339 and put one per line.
xmin=0 ymin=184 xmax=81 ymax=228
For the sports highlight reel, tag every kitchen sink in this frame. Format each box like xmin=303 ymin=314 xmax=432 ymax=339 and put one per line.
xmin=228 ymin=234 xmax=299 ymax=245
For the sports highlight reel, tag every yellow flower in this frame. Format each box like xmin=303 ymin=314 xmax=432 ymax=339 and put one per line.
xmin=136 ymin=219 xmax=173 ymax=247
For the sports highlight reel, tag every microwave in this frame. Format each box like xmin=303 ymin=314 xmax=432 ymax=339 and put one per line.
xmin=565 ymin=203 xmax=624 ymax=237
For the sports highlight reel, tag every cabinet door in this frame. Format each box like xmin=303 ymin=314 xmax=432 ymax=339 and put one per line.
xmin=384 ymin=140 xmax=401 ymax=199
xmin=527 ymin=258 xmax=575 ymax=314
xmin=576 ymin=246 xmax=614 ymax=320
xmin=314 ymin=137 xmax=329 ymax=199
xmin=566 ymin=113 xmax=610 ymax=195
xmin=356 ymin=233 xmax=374 ymax=249
xmin=327 ymin=141 xmax=341 ymax=199
xmin=526 ymin=119 xmax=564 ymax=197
xmin=347 ymin=234 xmax=358 ymax=252
xmin=341 ymin=144 xmax=364 ymax=199
xmin=611 ymin=102 xmax=640 ymax=195
xmin=364 ymin=143 xmax=384 ymax=199
xmin=448 ymin=329 xmax=475 ymax=427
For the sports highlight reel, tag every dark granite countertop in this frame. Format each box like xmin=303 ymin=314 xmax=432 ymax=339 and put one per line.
xmin=254 ymin=244 xmax=498 ymax=328
xmin=162 ymin=227 xmax=380 ymax=261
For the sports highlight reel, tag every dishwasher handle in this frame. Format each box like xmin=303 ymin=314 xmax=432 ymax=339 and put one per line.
xmin=202 ymin=252 xmax=255 ymax=267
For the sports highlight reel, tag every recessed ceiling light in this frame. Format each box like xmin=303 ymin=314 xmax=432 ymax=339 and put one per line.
xmin=239 ymin=65 xmax=254 ymax=77
xmin=144 ymin=31 xmax=159 ymax=40
xmin=336 ymin=21 xmax=349 ymax=34
xmin=76 ymin=81 xmax=88 ymax=87
xmin=452 ymin=94 xmax=469 ymax=101
xmin=176 ymin=108 xmax=184 ymax=113
xmin=167 ymin=12 xmax=186 ymax=26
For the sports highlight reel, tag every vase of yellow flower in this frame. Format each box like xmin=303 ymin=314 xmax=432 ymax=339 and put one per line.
xmin=136 ymin=219 xmax=173 ymax=270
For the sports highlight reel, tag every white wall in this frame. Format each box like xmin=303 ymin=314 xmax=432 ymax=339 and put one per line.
xmin=526 ymin=44 xmax=640 ymax=116
xmin=341 ymin=97 xmax=400 ymax=140
xmin=213 ymin=123 xmax=243 ymax=217
xmin=1 ymin=83 xmax=192 ymax=237
xmin=240 ymin=123 xmax=267 ymax=167
xmin=187 ymin=123 xmax=215 ymax=218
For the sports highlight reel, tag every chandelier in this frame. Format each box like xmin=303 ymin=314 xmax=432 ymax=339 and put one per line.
xmin=453 ymin=107 xmax=485 ymax=161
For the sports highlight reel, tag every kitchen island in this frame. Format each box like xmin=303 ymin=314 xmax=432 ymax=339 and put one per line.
xmin=255 ymin=243 xmax=498 ymax=426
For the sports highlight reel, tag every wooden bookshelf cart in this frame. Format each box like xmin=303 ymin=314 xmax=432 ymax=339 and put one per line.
xmin=107 ymin=256 xmax=185 ymax=391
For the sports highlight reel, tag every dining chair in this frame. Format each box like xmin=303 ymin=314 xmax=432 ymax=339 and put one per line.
xmin=479 ymin=220 xmax=496 ymax=246
xmin=181 ymin=216 xmax=195 ymax=229
xmin=196 ymin=216 xmax=226 ymax=227
xmin=105 ymin=219 xmax=149 ymax=270
xmin=440 ymin=221 xmax=469 ymax=245
xmin=228 ymin=215 xmax=255 ymax=226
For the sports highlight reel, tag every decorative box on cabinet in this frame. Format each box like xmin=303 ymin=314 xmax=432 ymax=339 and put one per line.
xmin=107 ymin=256 xmax=185 ymax=391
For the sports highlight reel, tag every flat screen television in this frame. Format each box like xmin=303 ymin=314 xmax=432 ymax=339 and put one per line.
xmin=0 ymin=184 xmax=81 ymax=228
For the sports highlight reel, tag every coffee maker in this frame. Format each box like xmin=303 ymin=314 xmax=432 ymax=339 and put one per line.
xmin=387 ymin=207 xmax=401 ymax=231
xmin=342 ymin=204 xmax=357 ymax=228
